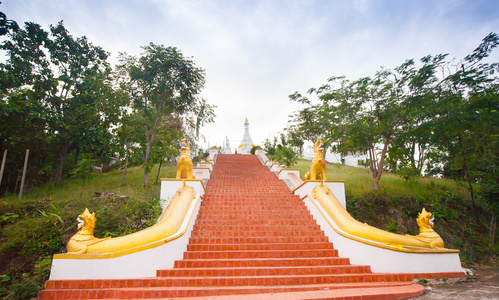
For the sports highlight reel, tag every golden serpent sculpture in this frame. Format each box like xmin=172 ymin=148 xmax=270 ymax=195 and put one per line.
xmin=66 ymin=185 xmax=196 ymax=254
xmin=311 ymin=184 xmax=458 ymax=252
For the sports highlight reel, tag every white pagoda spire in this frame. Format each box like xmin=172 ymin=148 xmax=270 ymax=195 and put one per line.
xmin=238 ymin=117 xmax=255 ymax=154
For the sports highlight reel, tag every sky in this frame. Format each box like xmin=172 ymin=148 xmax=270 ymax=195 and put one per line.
xmin=2 ymin=0 xmax=499 ymax=152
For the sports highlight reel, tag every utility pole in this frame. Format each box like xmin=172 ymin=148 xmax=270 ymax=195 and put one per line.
xmin=0 ymin=150 xmax=6 ymax=187
xmin=19 ymin=149 xmax=29 ymax=200
xmin=122 ymin=138 xmax=129 ymax=186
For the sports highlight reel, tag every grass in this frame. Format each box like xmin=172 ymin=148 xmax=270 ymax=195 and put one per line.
xmin=0 ymin=163 xmax=176 ymax=299
xmin=294 ymin=159 xmax=471 ymax=201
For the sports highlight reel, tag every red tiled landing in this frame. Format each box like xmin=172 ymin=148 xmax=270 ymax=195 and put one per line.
xmin=39 ymin=154 xmax=458 ymax=299
xmin=162 ymin=282 xmax=426 ymax=300
xmin=40 ymin=282 xmax=424 ymax=299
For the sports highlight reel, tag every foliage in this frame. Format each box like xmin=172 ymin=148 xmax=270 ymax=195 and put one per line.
xmin=0 ymin=14 xmax=122 ymax=193
xmin=69 ymin=154 xmax=96 ymax=194
xmin=0 ymin=12 xmax=215 ymax=195
xmin=38 ymin=204 xmax=65 ymax=233
xmin=288 ymin=33 xmax=499 ymax=195
xmin=397 ymin=166 xmax=421 ymax=181
xmin=0 ymin=213 xmax=19 ymax=224
xmin=116 ymin=43 xmax=209 ymax=186
xmin=250 ymin=145 xmax=262 ymax=155
xmin=187 ymin=98 xmax=217 ymax=148
xmin=7 ymin=256 xmax=52 ymax=300
xmin=263 ymin=137 xmax=278 ymax=158
xmin=386 ymin=220 xmax=399 ymax=233
xmin=263 ymin=135 xmax=299 ymax=167
xmin=273 ymin=146 xmax=299 ymax=168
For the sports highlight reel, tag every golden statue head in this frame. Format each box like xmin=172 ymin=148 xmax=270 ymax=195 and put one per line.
xmin=77 ymin=208 xmax=96 ymax=233
xmin=180 ymin=138 xmax=190 ymax=151
xmin=313 ymin=139 xmax=325 ymax=154
xmin=417 ymin=208 xmax=435 ymax=232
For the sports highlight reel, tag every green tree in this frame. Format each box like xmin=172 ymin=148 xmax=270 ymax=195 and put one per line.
xmin=0 ymin=17 xmax=119 ymax=188
xmin=152 ymin=115 xmax=183 ymax=185
xmin=117 ymin=43 xmax=206 ymax=186
xmin=426 ymin=33 xmax=499 ymax=206
xmin=290 ymin=66 xmax=439 ymax=191
xmin=116 ymin=111 xmax=147 ymax=185
xmin=183 ymin=98 xmax=216 ymax=157
xmin=263 ymin=135 xmax=299 ymax=168
xmin=289 ymin=33 xmax=498 ymax=192
xmin=422 ymin=34 xmax=499 ymax=245
xmin=285 ymin=125 xmax=305 ymax=156
xmin=0 ymin=19 xmax=55 ymax=192
xmin=45 ymin=22 xmax=117 ymax=184
xmin=69 ymin=153 xmax=96 ymax=195
xmin=191 ymin=98 xmax=216 ymax=142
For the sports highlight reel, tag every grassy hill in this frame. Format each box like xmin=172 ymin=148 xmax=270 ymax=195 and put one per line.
xmin=0 ymin=158 xmax=497 ymax=299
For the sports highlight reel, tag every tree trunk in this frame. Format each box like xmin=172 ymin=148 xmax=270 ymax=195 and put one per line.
xmin=55 ymin=142 xmax=72 ymax=185
xmin=122 ymin=139 xmax=129 ymax=186
xmin=489 ymin=212 xmax=496 ymax=248
xmin=143 ymin=142 xmax=151 ymax=187
xmin=143 ymin=110 xmax=161 ymax=186
xmin=0 ymin=149 xmax=7 ymax=188
xmin=463 ymin=161 xmax=476 ymax=206
xmin=155 ymin=156 xmax=163 ymax=185
xmin=80 ymin=174 xmax=87 ymax=196
xmin=14 ymin=171 xmax=21 ymax=194
xmin=19 ymin=149 xmax=29 ymax=200
xmin=370 ymin=137 xmax=391 ymax=192
xmin=458 ymin=136 xmax=475 ymax=206
xmin=409 ymin=140 xmax=416 ymax=168
xmin=74 ymin=145 xmax=81 ymax=165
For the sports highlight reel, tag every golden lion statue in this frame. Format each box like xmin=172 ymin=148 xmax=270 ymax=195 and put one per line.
xmin=304 ymin=139 xmax=327 ymax=181
xmin=176 ymin=138 xmax=194 ymax=179
xmin=66 ymin=208 xmax=110 ymax=254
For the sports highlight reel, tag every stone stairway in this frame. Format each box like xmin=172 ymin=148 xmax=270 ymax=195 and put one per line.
xmin=39 ymin=154 xmax=426 ymax=299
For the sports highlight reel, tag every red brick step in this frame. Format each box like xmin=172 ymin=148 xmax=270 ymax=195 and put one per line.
xmin=157 ymin=265 xmax=371 ymax=277
xmin=174 ymin=256 xmax=352 ymax=268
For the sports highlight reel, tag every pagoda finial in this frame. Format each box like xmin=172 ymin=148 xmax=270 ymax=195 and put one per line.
xmin=244 ymin=116 xmax=249 ymax=125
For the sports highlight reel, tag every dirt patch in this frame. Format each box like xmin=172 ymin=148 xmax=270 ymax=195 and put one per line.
xmin=413 ymin=267 xmax=499 ymax=299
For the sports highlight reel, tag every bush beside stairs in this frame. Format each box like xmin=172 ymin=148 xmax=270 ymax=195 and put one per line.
xmin=39 ymin=154 xmax=447 ymax=299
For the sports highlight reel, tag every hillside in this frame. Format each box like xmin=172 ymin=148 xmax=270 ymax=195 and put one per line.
xmin=0 ymin=164 xmax=174 ymax=299
xmin=0 ymin=158 xmax=496 ymax=299
xmin=294 ymin=159 xmax=498 ymax=265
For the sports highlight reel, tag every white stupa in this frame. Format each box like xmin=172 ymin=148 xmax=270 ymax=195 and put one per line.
xmin=223 ymin=136 xmax=232 ymax=154
xmin=237 ymin=117 xmax=255 ymax=154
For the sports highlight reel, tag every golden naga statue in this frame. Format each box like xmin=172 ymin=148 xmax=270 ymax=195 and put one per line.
xmin=176 ymin=138 xmax=194 ymax=179
xmin=312 ymin=184 xmax=453 ymax=252
xmin=414 ymin=208 xmax=445 ymax=249
xmin=304 ymin=139 xmax=327 ymax=181
xmin=66 ymin=208 xmax=111 ymax=254
xmin=66 ymin=185 xmax=196 ymax=254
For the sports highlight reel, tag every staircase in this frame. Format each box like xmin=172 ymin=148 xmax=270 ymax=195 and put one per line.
xmin=40 ymin=154 xmax=426 ymax=299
